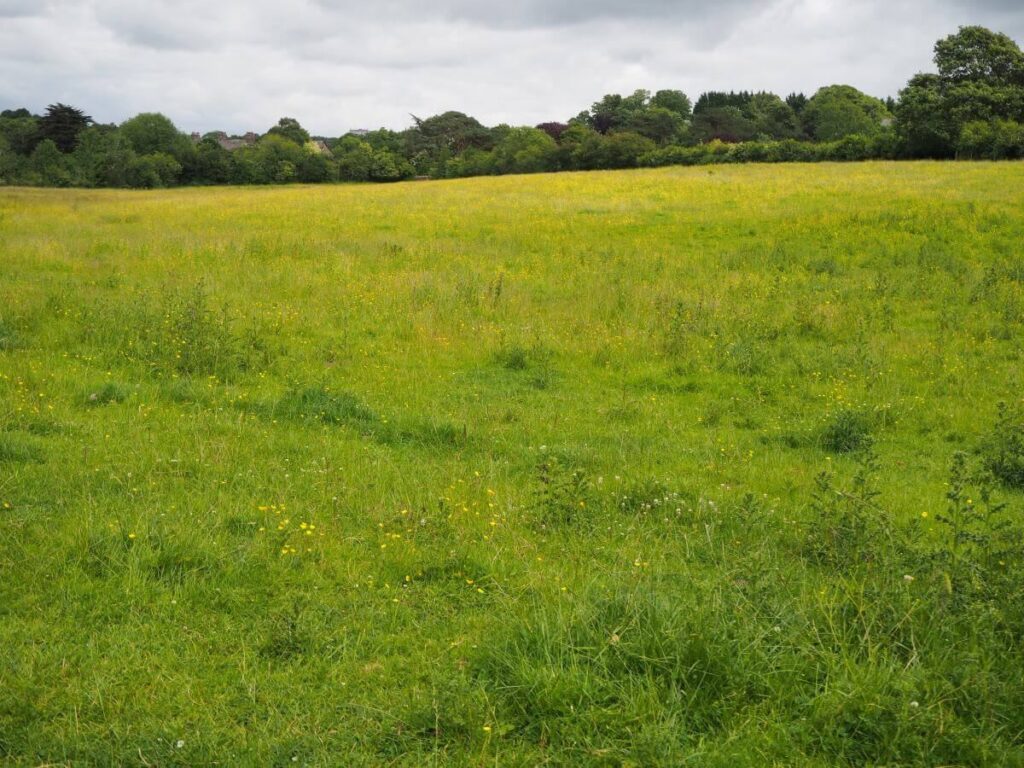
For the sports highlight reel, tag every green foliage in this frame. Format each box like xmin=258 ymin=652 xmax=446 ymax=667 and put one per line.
xmin=897 ymin=26 xmax=1024 ymax=158
xmin=627 ymin=106 xmax=686 ymax=145
xmin=125 ymin=152 xmax=182 ymax=188
xmin=802 ymin=85 xmax=892 ymax=141
xmin=691 ymin=105 xmax=757 ymax=143
xmin=746 ymin=93 xmax=800 ymax=139
xmin=934 ymin=25 xmax=1024 ymax=86
xmin=895 ymin=73 xmax=951 ymax=157
xmin=691 ymin=91 xmax=801 ymax=143
xmin=490 ymin=127 xmax=558 ymax=174
xmin=296 ymin=148 xmax=334 ymax=183
xmin=958 ymin=118 xmax=1024 ymax=159
xmin=405 ymin=111 xmax=495 ymax=175
xmin=29 ymin=139 xmax=72 ymax=186
xmin=650 ymin=88 xmax=692 ymax=119
xmin=0 ymin=113 xmax=40 ymax=155
xmin=72 ymin=126 xmax=136 ymax=187
xmin=330 ymin=136 xmax=411 ymax=183
xmin=642 ymin=134 xmax=893 ymax=166
xmin=368 ymin=148 xmax=413 ymax=182
xmin=581 ymin=89 xmax=652 ymax=134
xmin=120 ymin=112 xmax=189 ymax=157
xmin=192 ymin=137 xmax=232 ymax=184
xmin=266 ymin=117 xmax=310 ymax=146
xmin=243 ymin=134 xmax=312 ymax=184
xmin=579 ymin=131 xmax=657 ymax=170
xmin=786 ymin=92 xmax=809 ymax=114
xmin=333 ymin=136 xmax=375 ymax=181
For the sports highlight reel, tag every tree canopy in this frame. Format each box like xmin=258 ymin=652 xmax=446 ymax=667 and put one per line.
xmin=802 ymin=85 xmax=891 ymax=141
xmin=897 ymin=25 xmax=1024 ymax=157
xmin=266 ymin=117 xmax=311 ymax=146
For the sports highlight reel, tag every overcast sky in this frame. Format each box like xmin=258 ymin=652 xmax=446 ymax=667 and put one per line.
xmin=1 ymin=0 xmax=1022 ymax=135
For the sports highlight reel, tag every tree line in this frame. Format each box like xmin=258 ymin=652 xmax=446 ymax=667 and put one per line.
xmin=1 ymin=26 xmax=1022 ymax=189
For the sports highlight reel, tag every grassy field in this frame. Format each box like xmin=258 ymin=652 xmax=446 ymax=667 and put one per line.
xmin=2 ymin=162 xmax=1024 ymax=766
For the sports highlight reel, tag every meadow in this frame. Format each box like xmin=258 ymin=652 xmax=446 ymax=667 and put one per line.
xmin=2 ymin=162 xmax=1024 ymax=766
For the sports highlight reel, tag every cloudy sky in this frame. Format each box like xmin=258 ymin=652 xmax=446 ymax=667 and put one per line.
xmin=1 ymin=0 xmax=1022 ymax=135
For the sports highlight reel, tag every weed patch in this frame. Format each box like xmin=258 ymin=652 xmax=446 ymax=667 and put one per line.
xmin=106 ymin=284 xmax=276 ymax=380
xmin=803 ymin=445 xmax=896 ymax=571
xmin=979 ymin=402 xmax=1024 ymax=489
xmin=819 ymin=407 xmax=874 ymax=453
xmin=531 ymin=452 xmax=593 ymax=528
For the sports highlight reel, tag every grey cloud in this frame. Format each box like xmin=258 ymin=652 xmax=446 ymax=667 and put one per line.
xmin=948 ymin=0 xmax=1024 ymax=12
xmin=0 ymin=0 xmax=43 ymax=17
xmin=312 ymin=0 xmax=755 ymax=30
xmin=92 ymin=0 xmax=229 ymax=50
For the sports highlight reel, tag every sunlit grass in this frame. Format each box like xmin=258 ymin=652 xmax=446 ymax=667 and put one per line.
xmin=2 ymin=162 xmax=1024 ymax=765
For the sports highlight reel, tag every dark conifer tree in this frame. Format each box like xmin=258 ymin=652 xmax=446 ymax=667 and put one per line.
xmin=38 ymin=103 xmax=92 ymax=152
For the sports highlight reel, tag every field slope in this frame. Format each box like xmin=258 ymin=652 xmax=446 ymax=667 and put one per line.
xmin=2 ymin=162 xmax=1024 ymax=766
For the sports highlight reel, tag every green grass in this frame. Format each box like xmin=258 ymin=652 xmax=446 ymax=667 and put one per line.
xmin=2 ymin=162 xmax=1024 ymax=765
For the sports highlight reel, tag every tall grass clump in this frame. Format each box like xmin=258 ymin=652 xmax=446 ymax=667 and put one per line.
xmin=979 ymin=402 xmax=1024 ymax=489
xmin=272 ymin=386 xmax=378 ymax=428
xmin=820 ymin=407 xmax=874 ymax=454
xmin=0 ymin=318 xmax=24 ymax=351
